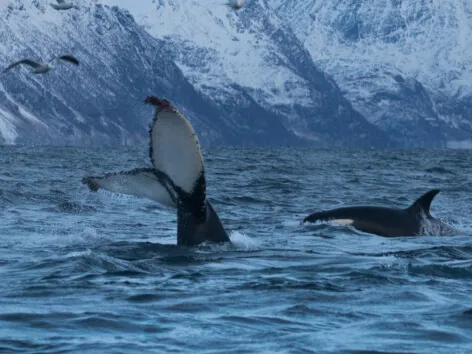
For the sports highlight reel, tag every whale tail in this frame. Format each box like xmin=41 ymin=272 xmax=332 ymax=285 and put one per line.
xmin=177 ymin=200 xmax=229 ymax=246
xmin=83 ymin=169 xmax=230 ymax=246
xmin=82 ymin=168 xmax=178 ymax=209
xmin=82 ymin=97 xmax=230 ymax=246
xmin=407 ymin=189 xmax=440 ymax=217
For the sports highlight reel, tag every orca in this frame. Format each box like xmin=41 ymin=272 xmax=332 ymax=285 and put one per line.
xmin=82 ymin=96 xmax=231 ymax=246
xmin=303 ymin=189 xmax=457 ymax=237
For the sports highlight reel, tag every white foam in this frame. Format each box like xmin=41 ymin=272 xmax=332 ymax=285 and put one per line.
xmin=82 ymin=227 xmax=97 ymax=238
xmin=229 ymin=231 xmax=260 ymax=251
xmin=376 ymin=255 xmax=408 ymax=271
xmin=63 ymin=249 xmax=93 ymax=259
xmin=282 ymin=219 xmax=303 ymax=227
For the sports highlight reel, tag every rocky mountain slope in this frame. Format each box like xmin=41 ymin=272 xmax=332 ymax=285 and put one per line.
xmin=0 ymin=0 xmax=394 ymax=147
xmin=270 ymin=0 xmax=472 ymax=147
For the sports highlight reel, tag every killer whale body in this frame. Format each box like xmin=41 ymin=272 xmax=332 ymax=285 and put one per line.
xmin=303 ymin=189 xmax=455 ymax=237
xmin=82 ymin=97 xmax=230 ymax=246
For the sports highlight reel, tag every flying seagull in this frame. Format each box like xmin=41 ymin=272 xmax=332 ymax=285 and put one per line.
xmin=226 ymin=0 xmax=244 ymax=10
xmin=3 ymin=55 xmax=80 ymax=74
xmin=50 ymin=0 xmax=78 ymax=10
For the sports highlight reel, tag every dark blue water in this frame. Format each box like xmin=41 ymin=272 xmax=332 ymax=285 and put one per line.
xmin=1 ymin=146 xmax=472 ymax=353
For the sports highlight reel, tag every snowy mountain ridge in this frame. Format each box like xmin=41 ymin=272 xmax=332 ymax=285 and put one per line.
xmin=99 ymin=0 xmax=394 ymax=146
xmin=0 ymin=0 xmax=470 ymax=147
xmin=270 ymin=0 xmax=472 ymax=146
xmin=0 ymin=0 xmax=393 ymax=147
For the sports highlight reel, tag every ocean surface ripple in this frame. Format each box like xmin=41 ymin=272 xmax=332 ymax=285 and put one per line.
xmin=1 ymin=146 xmax=472 ymax=353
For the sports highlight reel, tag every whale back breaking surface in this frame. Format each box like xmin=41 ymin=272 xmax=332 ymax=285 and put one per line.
xmin=303 ymin=206 xmax=417 ymax=236
xmin=303 ymin=190 xmax=444 ymax=237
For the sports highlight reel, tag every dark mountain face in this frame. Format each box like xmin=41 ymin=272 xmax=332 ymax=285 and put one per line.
xmin=0 ymin=0 xmax=394 ymax=147
xmin=271 ymin=0 xmax=472 ymax=147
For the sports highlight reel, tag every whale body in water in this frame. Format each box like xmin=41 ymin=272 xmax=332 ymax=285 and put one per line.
xmin=303 ymin=189 xmax=457 ymax=237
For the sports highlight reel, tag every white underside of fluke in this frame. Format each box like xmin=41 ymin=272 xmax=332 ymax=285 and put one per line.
xmin=149 ymin=110 xmax=204 ymax=195
xmin=87 ymin=169 xmax=176 ymax=208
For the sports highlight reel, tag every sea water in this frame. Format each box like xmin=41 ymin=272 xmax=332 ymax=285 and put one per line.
xmin=0 ymin=146 xmax=471 ymax=353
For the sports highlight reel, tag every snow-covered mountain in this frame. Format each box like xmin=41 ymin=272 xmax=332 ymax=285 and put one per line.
xmin=270 ymin=0 xmax=472 ymax=147
xmin=0 ymin=0 xmax=394 ymax=147
xmin=0 ymin=0 xmax=231 ymax=146
xmin=4 ymin=0 xmax=468 ymax=147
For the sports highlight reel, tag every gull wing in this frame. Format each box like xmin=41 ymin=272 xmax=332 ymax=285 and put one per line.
xmin=3 ymin=59 xmax=42 ymax=73
xmin=49 ymin=55 xmax=79 ymax=65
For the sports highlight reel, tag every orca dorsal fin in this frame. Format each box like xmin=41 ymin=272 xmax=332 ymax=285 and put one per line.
xmin=407 ymin=189 xmax=440 ymax=216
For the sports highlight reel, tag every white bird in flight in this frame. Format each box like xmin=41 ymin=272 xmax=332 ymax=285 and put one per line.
xmin=50 ymin=0 xmax=78 ymax=11
xmin=2 ymin=55 xmax=80 ymax=74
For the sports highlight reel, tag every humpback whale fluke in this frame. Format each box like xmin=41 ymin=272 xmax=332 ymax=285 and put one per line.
xmin=303 ymin=189 xmax=457 ymax=237
xmin=83 ymin=96 xmax=230 ymax=246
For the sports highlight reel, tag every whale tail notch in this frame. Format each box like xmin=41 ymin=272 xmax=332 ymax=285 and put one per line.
xmin=407 ymin=189 xmax=440 ymax=217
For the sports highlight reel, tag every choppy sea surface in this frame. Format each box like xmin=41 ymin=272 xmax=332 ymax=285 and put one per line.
xmin=1 ymin=146 xmax=472 ymax=353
